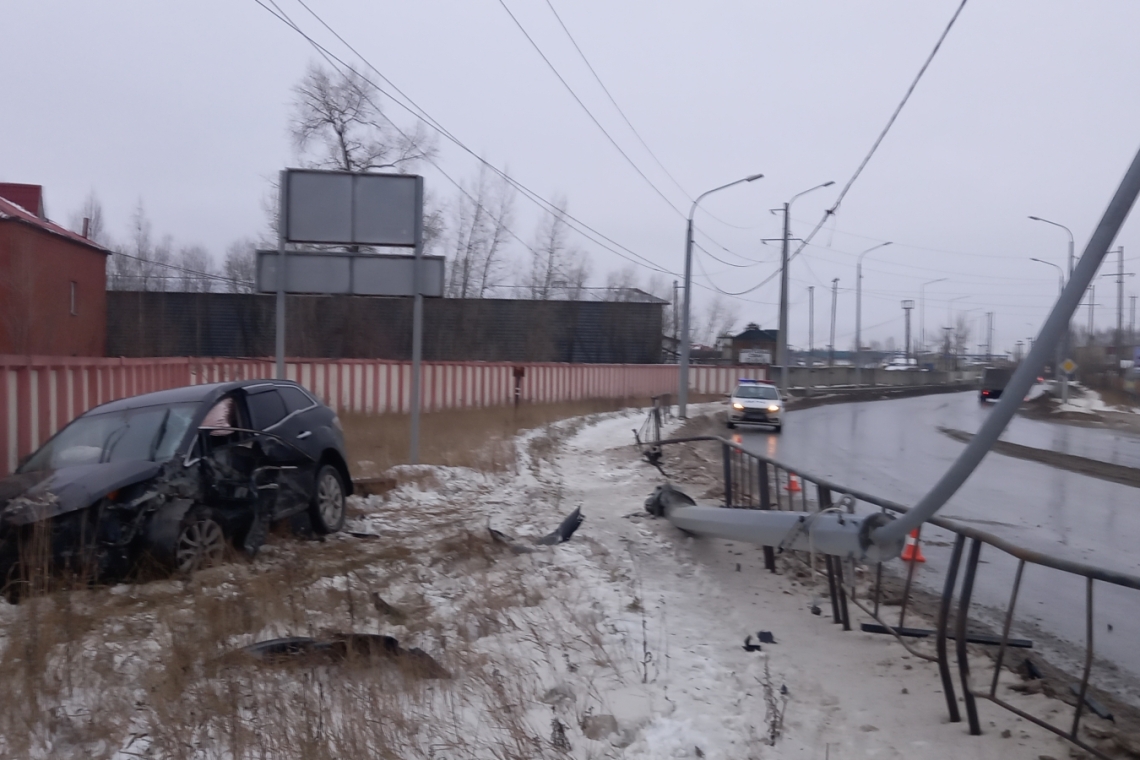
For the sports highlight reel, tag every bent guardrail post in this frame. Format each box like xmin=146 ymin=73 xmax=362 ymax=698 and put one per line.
xmin=956 ymin=538 xmax=984 ymax=735
xmin=936 ymin=534 xmax=965 ymax=723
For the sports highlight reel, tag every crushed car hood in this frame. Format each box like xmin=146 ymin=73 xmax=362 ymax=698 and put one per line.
xmin=0 ymin=460 xmax=162 ymax=525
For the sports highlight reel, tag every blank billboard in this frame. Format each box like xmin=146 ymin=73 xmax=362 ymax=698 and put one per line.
xmin=257 ymin=251 xmax=445 ymax=297
xmin=284 ymin=170 xmax=421 ymax=247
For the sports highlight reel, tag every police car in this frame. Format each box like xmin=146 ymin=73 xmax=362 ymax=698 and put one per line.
xmin=727 ymin=378 xmax=784 ymax=432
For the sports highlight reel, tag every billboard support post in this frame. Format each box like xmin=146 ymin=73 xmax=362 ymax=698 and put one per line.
xmin=275 ymin=170 xmax=288 ymax=380
xmin=409 ymin=176 xmax=425 ymax=464
xmin=271 ymin=169 xmax=427 ymax=461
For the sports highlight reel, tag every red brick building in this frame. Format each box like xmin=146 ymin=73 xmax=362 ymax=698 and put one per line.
xmin=0 ymin=184 xmax=109 ymax=356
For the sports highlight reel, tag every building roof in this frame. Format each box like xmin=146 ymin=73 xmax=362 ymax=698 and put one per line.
xmin=0 ymin=183 xmax=44 ymax=216
xmin=0 ymin=184 xmax=109 ymax=254
xmin=733 ymin=327 xmax=779 ymax=341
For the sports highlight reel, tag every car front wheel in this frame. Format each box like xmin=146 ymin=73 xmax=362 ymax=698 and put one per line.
xmin=175 ymin=507 xmax=227 ymax=574
xmin=311 ymin=464 xmax=347 ymax=534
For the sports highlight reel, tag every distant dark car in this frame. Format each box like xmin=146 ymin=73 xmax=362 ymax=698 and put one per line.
xmin=979 ymin=367 xmax=1012 ymax=402
xmin=0 ymin=380 xmax=352 ymax=592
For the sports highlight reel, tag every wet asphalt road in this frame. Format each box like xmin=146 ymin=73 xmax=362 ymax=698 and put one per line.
xmin=735 ymin=391 xmax=1140 ymax=700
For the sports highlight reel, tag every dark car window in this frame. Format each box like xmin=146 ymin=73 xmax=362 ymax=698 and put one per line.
xmin=278 ymin=386 xmax=316 ymax=414
xmin=21 ymin=402 xmax=198 ymax=471
xmin=246 ymin=390 xmax=288 ymax=430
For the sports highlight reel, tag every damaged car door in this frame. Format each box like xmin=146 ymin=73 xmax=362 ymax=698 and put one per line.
xmin=241 ymin=387 xmax=317 ymax=521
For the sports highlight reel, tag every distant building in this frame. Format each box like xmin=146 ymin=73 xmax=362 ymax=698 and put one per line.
xmin=0 ymin=184 xmax=109 ymax=355
xmin=731 ymin=323 xmax=778 ymax=364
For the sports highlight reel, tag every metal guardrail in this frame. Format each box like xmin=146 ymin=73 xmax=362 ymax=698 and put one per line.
xmin=646 ymin=428 xmax=1140 ymax=759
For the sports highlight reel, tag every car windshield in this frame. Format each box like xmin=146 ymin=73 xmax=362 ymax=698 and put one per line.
xmin=735 ymin=385 xmax=779 ymax=400
xmin=20 ymin=402 xmax=199 ymax=471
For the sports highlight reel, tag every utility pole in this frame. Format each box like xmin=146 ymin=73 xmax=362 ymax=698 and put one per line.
xmin=776 ymin=181 xmax=834 ymax=391
xmin=1088 ymin=285 xmax=1096 ymax=344
xmin=672 ymin=280 xmax=679 ymax=361
xmin=985 ymin=312 xmax=994 ymax=361
xmin=1117 ymin=247 xmax=1124 ymax=373
xmin=778 ymin=203 xmax=790 ymax=390
xmin=808 ymin=286 xmax=815 ymax=360
xmin=829 ymin=278 xmax=839 ymax=366
xmin=902 ymin=300 xmax=915 ymax=363
xmin=1131 ymin=294 xmax=1137 ymax=343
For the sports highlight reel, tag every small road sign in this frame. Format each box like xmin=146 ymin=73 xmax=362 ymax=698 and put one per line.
xmin=1061 ymin=358 xmax=1078 ymax=375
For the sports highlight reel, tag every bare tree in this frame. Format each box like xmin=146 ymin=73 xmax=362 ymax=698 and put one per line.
xmin=288 ymin=62 xmax=444 ymax=255
xmin=952 ymin=313 xmax=972 ymax=359
xmin=526 ymin=199 xmax=590 ymax=300
xmin=68 ymin=190 xmax=111 ymax=247
xmin=109 ymin=203 xmax=173 ymax=291
xmin=223 ymin=238 xmax=258 ymax=294
xmin=693 ymin=294 xmax=739 ymax=345
xmin=602 ymin=266 xmax=639 ymax=300
xmin=446 ymin=166 xmax=515 ymax=298
xmin=291 ymin=61 xmax=436 ymax=173
xmin=175 ymin=245 xmax=217 ymax=292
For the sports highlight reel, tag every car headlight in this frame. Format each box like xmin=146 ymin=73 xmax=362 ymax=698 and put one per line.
xmin=767 ymin=404 xmax=780 ymax=412
xmin=733 ymin=403 xmax=744 ymax=410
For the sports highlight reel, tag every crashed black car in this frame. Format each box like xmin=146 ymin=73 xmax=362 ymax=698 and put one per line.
xmin=0 ymin=380 xmax=352 ymax=590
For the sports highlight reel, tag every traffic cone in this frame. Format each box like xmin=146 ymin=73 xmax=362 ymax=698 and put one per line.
xmin=900 ymin=529 xmax=926 ymax=563
xmin=786 ymin=474 xmax=802 ymax=493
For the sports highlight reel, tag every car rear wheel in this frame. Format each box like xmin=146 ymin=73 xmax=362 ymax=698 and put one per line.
xmin=175 ymin=508 xmax=227 ymax=574
xmin=311 ymin=464 xmax=346 ymax=534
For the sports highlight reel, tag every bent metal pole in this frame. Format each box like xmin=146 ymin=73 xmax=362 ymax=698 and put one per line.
xmin=871 ymin=140 xmax=1140 ymax=551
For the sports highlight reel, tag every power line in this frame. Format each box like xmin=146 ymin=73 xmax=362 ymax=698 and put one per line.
xmin=262 ymin=0 xmax=667 ymax=275
xmin=724 ymin=0 xmax=972 ymax=297
xmin=540 ymin=0 xmax=755 ymax=232
xmin=495 ymin=0 xmax=755 ymax=258
xmin=494 ymin=0 xmax=686 ymax=218
xmin=111 ymin=249 xmax=249 ymax=286
xmin=256 ymin=0 xmax=763 ymax=307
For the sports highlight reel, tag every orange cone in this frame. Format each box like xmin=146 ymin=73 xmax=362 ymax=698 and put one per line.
xmin=900 ymin=529 xmax=926 ymax=563
xmin=786 ymin=474 xmax=802 ymax=493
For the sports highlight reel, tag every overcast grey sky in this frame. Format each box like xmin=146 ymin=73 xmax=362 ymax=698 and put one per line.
xmin=4 ymin=0 xmax=1139 ymax=355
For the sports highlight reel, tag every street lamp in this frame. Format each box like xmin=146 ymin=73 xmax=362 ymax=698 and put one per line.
xmin=678 ymin=172 xmax=764 ymax=417
xmin=855 ymin=241 xmax=892 ymax=383
xmin=1029 ymin=257 xmax=1064 ymax=296
xmin=919 ymin=277 xmax=947 ymax=357
xmin=778 ymin=181 xmax=835 ymax=392
xmin=1028 ymin=215 xmax=1075 ymax=402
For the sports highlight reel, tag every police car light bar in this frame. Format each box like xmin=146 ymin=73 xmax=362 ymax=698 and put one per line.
xmin=737 ymin=378 xmax=775 ymax=385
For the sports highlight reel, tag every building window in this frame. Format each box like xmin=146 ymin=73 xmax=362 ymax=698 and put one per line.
xmin=70 ymin=281 xmax=77 ymax=316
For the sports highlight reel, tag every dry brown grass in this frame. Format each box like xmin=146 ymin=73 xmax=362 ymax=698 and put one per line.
xmin=342 ymin=397 xmax=650 ymax=476
xmin=0 ymin=398 xmax=655 ymax=758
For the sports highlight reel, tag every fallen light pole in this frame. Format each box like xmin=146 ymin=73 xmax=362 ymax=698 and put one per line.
xmin=650 ymin=137 xmax=1140 ymax=562
xmin=644 ymin=483 xmax=905 ymax=564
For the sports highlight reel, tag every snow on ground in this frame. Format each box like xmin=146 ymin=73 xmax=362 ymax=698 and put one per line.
xmin=1058 ymin=386 xmax=1115 ymax=414
xmin=0 ymin=405 xmax=1092 ymax=758
xmin=349 ymin=406 xmax=1086 ymax=758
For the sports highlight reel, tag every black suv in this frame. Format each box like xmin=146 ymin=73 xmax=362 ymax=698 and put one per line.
xmin=0 ymin=380 xmax=352 ymax=591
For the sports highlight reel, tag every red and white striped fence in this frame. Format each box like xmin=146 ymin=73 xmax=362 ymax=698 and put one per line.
xmin=1 ymin=356 xmax=766 ymax=474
